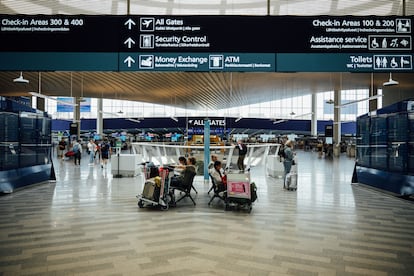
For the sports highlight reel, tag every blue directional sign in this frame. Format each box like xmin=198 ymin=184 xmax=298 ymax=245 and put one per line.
xmin=119 ymin=53 xmax=275 ymax=72
xmin=0 ymin=15 xmax=413 ymax=72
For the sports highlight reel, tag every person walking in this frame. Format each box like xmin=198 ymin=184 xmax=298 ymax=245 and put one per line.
xmin=100 ymin=138 xmax=111 ymax=169
xmin=283 ymin=140 xmax=294 ymax=189
xmin=72 ymin=139 xmax=82 ymax=166
xmin=87 ymin=139 xmax=97 ymax=166
xmin=235 ymin=140 xmax=247 ymax=172
xmin=58 ymin=137 xmax=67 ymax=159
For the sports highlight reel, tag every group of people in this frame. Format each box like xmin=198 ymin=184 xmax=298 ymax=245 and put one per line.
xmin=58 ymin=137 xmax=112 ymax=168
xmin=208 ymin=140 xmax=248 ymax=192
xmin=169 ymin=156 xmax=197 ymax=188
xmin=86 ymin=139 xmax=112 ymax=168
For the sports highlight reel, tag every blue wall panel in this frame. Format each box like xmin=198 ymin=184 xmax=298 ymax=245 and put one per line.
xmin=52 ymin=117 xmax=356 ymax=135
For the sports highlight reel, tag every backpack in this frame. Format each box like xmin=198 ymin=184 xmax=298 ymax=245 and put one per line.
xmin=250 ymin=182 xmax=257 ymax=202
xmin=73 ymin=143 xmax=80 ymax=153
xmin=278 ymin=146 xmax=286 ymax=158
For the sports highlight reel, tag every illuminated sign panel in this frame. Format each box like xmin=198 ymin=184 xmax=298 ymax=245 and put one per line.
xmin=0 ymin=15 xmax=412 ymax=72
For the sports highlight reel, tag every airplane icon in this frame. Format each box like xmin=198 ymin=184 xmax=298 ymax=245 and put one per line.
xmin=140 ymin=18 xmax=154 ymax=31
xmin=142 ymin=20 xmax=152 ymax=28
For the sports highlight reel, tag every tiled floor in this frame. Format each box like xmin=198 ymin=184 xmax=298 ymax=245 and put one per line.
xmin=1 ymin=150 xmax=414 ymax=275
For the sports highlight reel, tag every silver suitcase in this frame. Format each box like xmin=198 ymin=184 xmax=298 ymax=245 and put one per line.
xmin=286 ymin=172 xmax=297 ymax=191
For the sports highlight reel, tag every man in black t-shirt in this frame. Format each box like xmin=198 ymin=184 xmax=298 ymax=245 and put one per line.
xmin=100 ymin=139 xmax=111 ymax=169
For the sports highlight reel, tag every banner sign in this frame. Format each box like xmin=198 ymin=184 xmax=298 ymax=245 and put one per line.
xmin=1 ymin=15 xmax=412 ymax=72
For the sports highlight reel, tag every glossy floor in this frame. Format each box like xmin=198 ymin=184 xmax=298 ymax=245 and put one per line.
xmin=1 ymin=151 xmax=414 ymax=276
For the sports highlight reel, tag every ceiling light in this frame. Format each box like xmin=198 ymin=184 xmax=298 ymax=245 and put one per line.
xmin=383 ymin=73 xmax=399 ymax=86
xmin=325 ymin=99 xmax=334 ymax=104
xmin=127 ymin=118 xmax=140 ymax=123
xmin=273 ymin=119 xmax=286 ymax=124
xmin=335 ymin=94 xmax=383 ymax=108
xmin=293 ymin=112 xmax=314 ymax=118
xmin=235 ymin=117 xmax=242 ymax=122
xmin=170 ymin=116 xmax=178 ymax=122
xmin=13 ymin=72 xmax=29 ymax=84
xmin=117 ymin=110 xmax=124 ymax=114
xmin=290 ymin=111 xmax=296 ymax=116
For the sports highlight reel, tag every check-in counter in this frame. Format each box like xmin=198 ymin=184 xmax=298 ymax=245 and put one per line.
xmin=111 ymin=154 xmax=143 ymax=177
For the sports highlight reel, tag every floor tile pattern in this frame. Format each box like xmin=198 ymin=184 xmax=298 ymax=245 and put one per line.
xmin=1 ymin=151 xmax=413 ymax=275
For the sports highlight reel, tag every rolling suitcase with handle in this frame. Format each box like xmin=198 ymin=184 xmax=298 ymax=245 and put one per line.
xmin=286 ymin=172 xmax=297 ymax=191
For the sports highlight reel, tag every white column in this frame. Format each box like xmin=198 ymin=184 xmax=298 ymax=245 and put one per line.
xmin=311 ymin=93 xmax=317 ymax=136
xmin=96 ymin=98 xmax=103 ymax=135
xmin=74 ymin=97 xmax=81 ymax=139
xmin=333 ymin=89 xmax=341 ymax=145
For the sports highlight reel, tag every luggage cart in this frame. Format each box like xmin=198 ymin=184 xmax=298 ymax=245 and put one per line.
xmin=137 ymin=166 xmax=174 ymax=210
xmin=225 ymin=172 xmax=253 ymax=213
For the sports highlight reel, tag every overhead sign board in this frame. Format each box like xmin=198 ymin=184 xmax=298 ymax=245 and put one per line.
xmin=0 ymin=15 xmax=412 ymax=72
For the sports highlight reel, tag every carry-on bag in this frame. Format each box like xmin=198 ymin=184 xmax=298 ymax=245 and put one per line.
xmin=285 ymin=172 xmax=297 ymax=191
xmin=142 ymin=178 xmax=156 ymax=200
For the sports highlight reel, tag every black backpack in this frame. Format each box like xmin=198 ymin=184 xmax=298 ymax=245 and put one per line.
xmin=250 ymin=182 xmax=257 ymax=202
xmin=278 ymin=146 xmax=286 ymax=158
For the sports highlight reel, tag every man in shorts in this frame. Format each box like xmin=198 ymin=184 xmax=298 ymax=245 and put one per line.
xmin=100 ymin=139 xmax=111 ymax=169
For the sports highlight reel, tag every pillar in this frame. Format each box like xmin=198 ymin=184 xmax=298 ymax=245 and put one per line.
xmin=333 ymin=74 xmax=341 ymax=145
xmin=74 ymin=97 xmax=81 ymax=139
xmin=311 ymin=93 xmax=317 ymax=136
xmin=369 ymin=73 xmax=378 ymax=112
xmin=97 ymin=98 xmax=103 ymax=135
xmin=204 ymin=118 xmax=210 ymax=183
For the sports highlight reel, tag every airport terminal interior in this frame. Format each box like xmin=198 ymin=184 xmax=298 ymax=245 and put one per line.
xmin=1 ymin=1 xmax=414 ymax=275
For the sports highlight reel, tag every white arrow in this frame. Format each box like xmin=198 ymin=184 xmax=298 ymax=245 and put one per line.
xmin=124 ymin=37 xmax=135 ymax=49
xmin=124 ymin=19 xmax=136 ymax=30
xmin=124 ymin=56 xmax=135 ymax=68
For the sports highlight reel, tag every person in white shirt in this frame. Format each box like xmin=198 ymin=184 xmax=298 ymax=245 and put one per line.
xmin=209 ymin=160 xmax=226 ymax=192
xmin=87 ymin=139 xmax=97 ymax=165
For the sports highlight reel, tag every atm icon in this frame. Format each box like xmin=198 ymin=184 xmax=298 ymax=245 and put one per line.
xmin=209 ymin=55 xmax=224 ymax=69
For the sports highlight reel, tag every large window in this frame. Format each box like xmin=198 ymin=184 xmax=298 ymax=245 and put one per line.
xmin=317 ymin=89 xmax=370 ymax=121
xmin=41 ymin=92 xmax=373 ymax=121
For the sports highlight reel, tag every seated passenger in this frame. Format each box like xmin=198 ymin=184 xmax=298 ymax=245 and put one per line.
xmin=170 ymin=157 xmax=196 ymax=188
xmin=186 ymin=157 xmax=197 ymax=174
xmin=208 ymin=154 xmax=218 ymax=170
xmin=209 ymin=160 xmax=227 ymax=192
xmin=173 ymin=156 xmax=187 ymax=176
